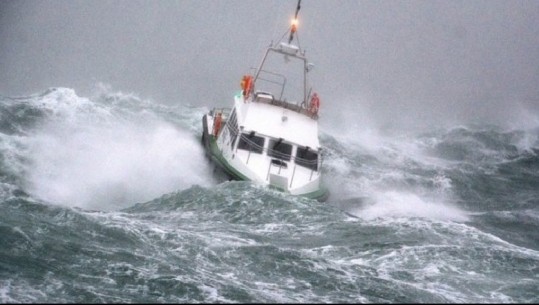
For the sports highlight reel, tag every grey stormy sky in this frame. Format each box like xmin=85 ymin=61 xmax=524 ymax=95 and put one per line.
xmin=1 ymin=0 xmax=538 ymax=131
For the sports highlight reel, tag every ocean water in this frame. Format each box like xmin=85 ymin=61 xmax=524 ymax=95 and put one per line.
xmin=1 ymin=87 xmax=538 ymax=303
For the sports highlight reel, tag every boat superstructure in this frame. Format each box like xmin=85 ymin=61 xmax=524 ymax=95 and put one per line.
xmin=201 ymin=0 xmax=328 ymax=201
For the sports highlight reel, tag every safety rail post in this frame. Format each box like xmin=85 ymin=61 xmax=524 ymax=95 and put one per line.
xmin=290 ymin=163 xmax=297 ymax=188
xmin=265 ymin=162 xmax=272 ymax=181
xmin=246 ymin=150 xmax=252 ymax=164
xmin=309 ymin=158 xmax=317 ymax=181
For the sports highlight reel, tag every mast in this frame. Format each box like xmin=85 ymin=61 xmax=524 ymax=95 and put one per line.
xmin=287 ymin=0 xmax=306 ymax=103
xmin=288 ymin=0 xmax=301 ymax=44
xmin=253 ymin=0 xmax=309 ymax=105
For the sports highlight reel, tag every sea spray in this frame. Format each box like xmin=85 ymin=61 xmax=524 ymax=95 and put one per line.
xmin=1 ymin=87 xmax=538 ymax=303
xmin=2 ymin=87 xmax=216 ymax=211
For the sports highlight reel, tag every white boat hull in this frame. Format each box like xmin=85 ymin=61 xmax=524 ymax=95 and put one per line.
xmin=202 ymin=104 xmax=328 ymax=201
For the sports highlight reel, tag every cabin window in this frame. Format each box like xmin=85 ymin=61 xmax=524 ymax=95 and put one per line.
xmin=268 ymin=138 xmax=292 ymax=161
xmin=227 ymin=109 xmax=238 ymax=149
xmin=296 ymin=146 xmax=318 ymax=171
xmin=237 ymin=132 xmax=265 ymax=154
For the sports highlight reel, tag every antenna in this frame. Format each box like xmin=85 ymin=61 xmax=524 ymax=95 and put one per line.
xmin=288 ymin=0 xmax=302 ymax=44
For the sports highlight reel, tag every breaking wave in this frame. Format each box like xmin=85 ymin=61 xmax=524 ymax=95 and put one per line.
xmin=1 ymin=86 xmax=538 ymax=303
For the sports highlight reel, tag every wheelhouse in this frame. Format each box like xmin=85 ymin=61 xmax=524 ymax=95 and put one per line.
xmin=230 ymin=127 xmax=321 ymax=174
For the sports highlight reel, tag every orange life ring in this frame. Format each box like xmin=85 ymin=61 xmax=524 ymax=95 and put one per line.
xmin=309 ymin=93 xmax=320 ymax=115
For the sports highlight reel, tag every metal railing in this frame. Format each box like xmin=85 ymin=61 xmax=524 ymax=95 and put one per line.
xmin=211 ymin=107 xmax=232 ymax=120
xmin=253 ymin=91 xmax=317 ymax=119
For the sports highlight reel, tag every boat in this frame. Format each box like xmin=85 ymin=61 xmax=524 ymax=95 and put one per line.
xmin=201 ymin=0 xmax=329 ymax=202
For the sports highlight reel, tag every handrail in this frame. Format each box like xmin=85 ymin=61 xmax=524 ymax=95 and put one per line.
xmin=253 ymin=45 xmax=308 ymax=111
xmin=290 ymin=163 xmax=297 ymax=187
xmin=255 ymin=70 xmax=287 ymax=100
xmin=253 ymin=91 xmax=315 ymax=119
xmin=211 ymin=107 xmax=232 ymax=120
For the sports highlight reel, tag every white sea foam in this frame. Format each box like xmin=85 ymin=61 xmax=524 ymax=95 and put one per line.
xmin=511 ymin=128 xmax=539 ymax=155
xmin=350 ymin=190 xmax=468 ymax=222
xmin=22 ymin=87 xmax=215 ymax=211
xmin=0 ymin=280 xmax=14 ymax=303
xmin=321 ymin=108 xmax=473 ymax=222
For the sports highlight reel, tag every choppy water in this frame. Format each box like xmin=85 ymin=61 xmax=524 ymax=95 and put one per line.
xmin=1 ymin=87 xmax=538 ymax=303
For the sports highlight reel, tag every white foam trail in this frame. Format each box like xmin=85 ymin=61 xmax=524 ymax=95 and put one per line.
xmin=320 ymin=98 xmax=470 ymax=221
xmin=352 ymin=190 xmax=469 ymax=222
xmin=24 ymin=88 xmax=214 ymax=211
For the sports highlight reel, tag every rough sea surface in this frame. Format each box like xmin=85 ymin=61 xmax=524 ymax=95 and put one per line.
xmin=1 ymin=87 xmax=538 ymax=303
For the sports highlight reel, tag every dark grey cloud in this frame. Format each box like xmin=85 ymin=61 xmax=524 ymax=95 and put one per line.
xmin=1 ymin=0 xmax=538 ymax=131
